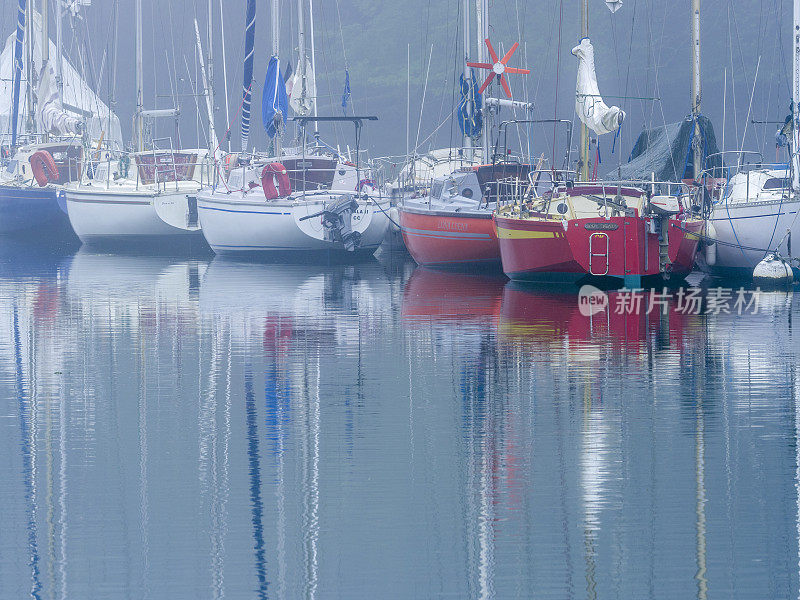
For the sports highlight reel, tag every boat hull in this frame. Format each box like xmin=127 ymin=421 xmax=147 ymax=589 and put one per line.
xmin=197 ymin=193 xmax=390 ymax=256
xmin=710 ymin=198 xmax=800 ymax=275
xmin=65 ymin=187 xmax=200 ymax=244
xmin=398 ymin=207 xmax=500 ymax=267
xmin=495 ymin=214 xmax=702 ymax=283
xmin=0 ymin=185 xmax=71 ymax=235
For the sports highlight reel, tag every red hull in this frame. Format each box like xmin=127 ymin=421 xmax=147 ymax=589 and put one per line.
xmin=495 ymin=215 xmax=702 ymax=283
xmin=399 ymin=208 xmax=500 ymax=267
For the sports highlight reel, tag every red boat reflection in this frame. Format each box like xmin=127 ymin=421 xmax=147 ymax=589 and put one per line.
xmin=499 ymin=283 xmax=701 ymax=355
xmin=401 ymin=267 xmax=506 ymax=326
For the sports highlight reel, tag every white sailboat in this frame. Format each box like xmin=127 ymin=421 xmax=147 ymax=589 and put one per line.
xmin=703 ymin=0 xmax=800 ymax=277
xmin=63 ymin=0 xmax=212 ymax=244
xmin=196 ymin=0 xmax=389 ymax=256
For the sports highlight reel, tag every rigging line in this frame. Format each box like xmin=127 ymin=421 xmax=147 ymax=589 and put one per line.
xmin=727 ymin=5 xmax=740 ymax=155
xmin=333 ymin=0 xmax=348 ymax=69
xmin=417 ymin=104 xmax=460 ymax=150
xmin=315 ymin=0 xmax=342 ymax=144
xmin=413 ymin=44 xmax=434 ymax=158
xmin=621 ymin=0 xmax=638 ymax=172
xmin=777 ymin=0 xmax=790 ymax=98
xmin=447 ymin=0 xmax=460 ymax=160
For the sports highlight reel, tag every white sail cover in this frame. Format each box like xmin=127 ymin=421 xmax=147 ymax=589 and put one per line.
xmin=37 ymin=61 xmax=82 ymax=137
xmin=572 ymin=38 xmax=625 ymax=135
xmin=0 ymin=10 xmax=122 ymax=149
xmin=289 ymin=59 xmax=316 ymax=116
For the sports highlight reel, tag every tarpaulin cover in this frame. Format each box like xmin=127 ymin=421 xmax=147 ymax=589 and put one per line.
xmin=612 ymin=115 xmax=722 ymax=182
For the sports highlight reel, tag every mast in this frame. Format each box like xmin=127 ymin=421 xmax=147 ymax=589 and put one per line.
xmin=462 ymin=0 xmax=472 ymax=160
xmin=240 ymin=0 xmax=256 ymax=152
xmin=41 ymin=0 xmax=48 ymax=142
xmin=41 ymin=0 xmax=48 ymax=66
xmin=10 ymin=0 xmax=27 ymax=148
xmin=477 ymin=0 xmax=489 ymax=160
xmin=272 ymin=0 xmax=280 ymax=57
xmin=579 ymin=0 xmax=590 ymax=180
xmin=218 ymin=0 xmax=231 ymax=151
xmin=207 ymin=0 xmax=214 ymax=106
xmin=792 ymin=0 xmax=800 ymax=192
xmin=308 ymin=0 xmax=319 ymax=136
xmin=135 ymin=0 xmax=144 ymax=151
xmin=109 ymin=0 xmax=119 ymax=151
xmin=297 ymin=0 xmax=307 ymax=111
xmin=272 ymin=0 xmax=281 ymax=155
xmin=25 ymin=0 xmax=34 ymax=135
xmin=194 ymin=19 xmax=220 ymax=163
xmin=691 ymin=0 xmax=702 ymax=180
xmin=55 ymin=0 xmax=63 ymax=101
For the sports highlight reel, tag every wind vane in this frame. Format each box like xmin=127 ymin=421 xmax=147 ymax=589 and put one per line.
xmin=467 ymin=39 xmax=530 ymax=99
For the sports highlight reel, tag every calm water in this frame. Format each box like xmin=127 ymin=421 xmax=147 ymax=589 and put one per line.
xmin=1 ymin=241 xmax=799 ymax=599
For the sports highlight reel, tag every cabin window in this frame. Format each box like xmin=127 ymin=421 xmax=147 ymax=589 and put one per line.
xmin=6 ymin=159 xmax=17 ymax=174
xmin=461 ymin=187 xmax=474 ymax=199
xmin=762 ymin=177 xmax=791 ymax=190
xmin=430 ymin=181 xmax=444 ymax=199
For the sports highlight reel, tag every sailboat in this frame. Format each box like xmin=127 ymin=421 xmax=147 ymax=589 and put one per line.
xmin=397 ymin=0 xmax=534 ymax=268
xmin=494 ymin=2 xmax=704 ymax=286
xmin=698 ymin=1 xmax=800 ymax=278
xmin=0 ymin=1 xmax=120 ymax=236
xmin=196 ymin=0 xmax=390 ymax=256
xmin=62 ymin=0 xmax=211 ymax=245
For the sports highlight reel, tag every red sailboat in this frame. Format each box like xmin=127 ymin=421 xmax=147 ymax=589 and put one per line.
xmin=399 ymin=34 xmax=531 ymax=268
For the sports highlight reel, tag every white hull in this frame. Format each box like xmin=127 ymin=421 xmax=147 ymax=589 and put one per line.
xmin=710 ymin=198 xmax=800 ymax=272
xmin=65 ymin=186 xmax=199 ymax=243
xmin=197 ymin=191 xmax=390 ymax=254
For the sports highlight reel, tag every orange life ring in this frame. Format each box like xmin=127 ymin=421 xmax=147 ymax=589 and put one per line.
xmin=30 ymin=150 xmax=59 ymax=187
xmin=261 ymin=162 xmax=292 ymax=200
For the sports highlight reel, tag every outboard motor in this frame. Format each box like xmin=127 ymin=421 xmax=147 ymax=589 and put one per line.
xmin=300 ymin=195 xmax=362 ymax=251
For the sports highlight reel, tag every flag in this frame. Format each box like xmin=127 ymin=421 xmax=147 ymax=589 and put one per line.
xmin=284 ymin=61 xmax=294 ymax=98
xmin=341 ymin=70 xmax=351 ymax=115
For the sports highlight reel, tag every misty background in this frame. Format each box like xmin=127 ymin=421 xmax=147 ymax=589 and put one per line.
xmin=0 ymin=0 xmax=791 ymax=169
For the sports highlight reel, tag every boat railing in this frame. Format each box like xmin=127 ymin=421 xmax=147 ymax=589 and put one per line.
xmin=135 ymin=139 xmax=211 ymax=192
xmin=495 ymin=176 xmax=697 ymax=217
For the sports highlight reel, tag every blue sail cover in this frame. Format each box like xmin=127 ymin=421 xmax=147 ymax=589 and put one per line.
xmin=240 ymin=0 xmax=256 ymax=151
xmin=458 ymin=71 xmax=482 ymax=138
xmin=10 ymin=0 xmax=27 ymax=147
xmin=262 ymin=56 xmax=288 ymax=139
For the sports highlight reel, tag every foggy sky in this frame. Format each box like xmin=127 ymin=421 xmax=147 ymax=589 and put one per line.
xmin=1 ymin=0 xmax=791 ymax=167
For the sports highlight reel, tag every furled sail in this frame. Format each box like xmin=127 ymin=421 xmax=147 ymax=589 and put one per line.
xmin=572 ymin=38 xmax=624 ymax=135
xmin=457 ymin=70 xmax=482 ymax=138
xmin=0 ymin=10 xmax=123 ymax=149
xmin=288 ymin=58 xmax=315 ymax=116
xmin=262 ymin=56 xmax=288 ymax=139
xmin=36 ymin=61 xmax=82 ymax=136
xmin=240 ymin=0 xmax=256 ymax=151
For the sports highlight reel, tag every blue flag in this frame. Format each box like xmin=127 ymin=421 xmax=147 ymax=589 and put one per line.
xmin=262 ymin=56 xmax=289 ymax=139
xmin=341 ymin=70 xmax=351 ymax=115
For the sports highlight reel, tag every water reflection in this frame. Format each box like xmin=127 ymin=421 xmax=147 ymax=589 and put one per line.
xmin=0 ymin=251 xmax=798 ymax=598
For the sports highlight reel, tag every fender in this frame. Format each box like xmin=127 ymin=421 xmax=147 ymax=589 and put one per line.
xmin=30 ymin=150 xmax=59 ymax=187
xmin=261 ymin=162 xmax=292 ymax=200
